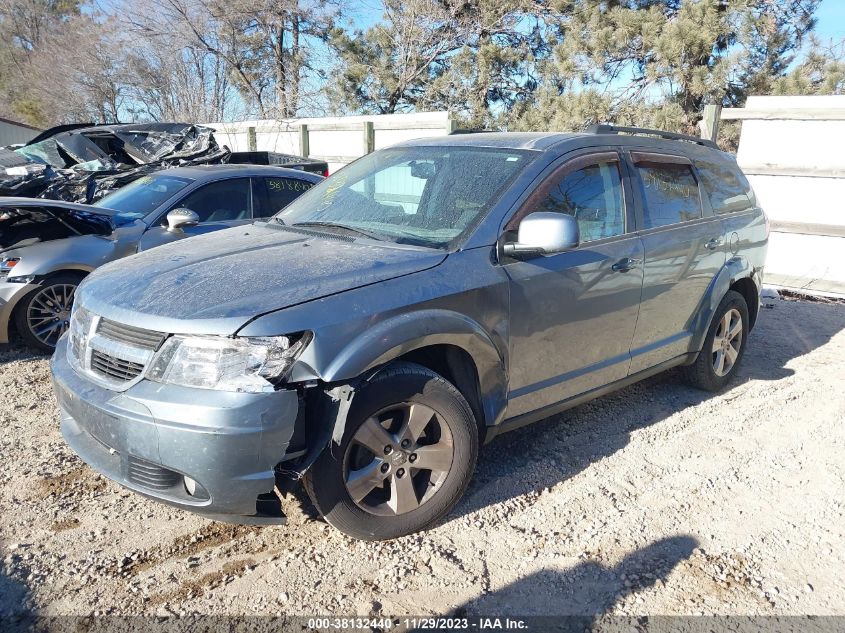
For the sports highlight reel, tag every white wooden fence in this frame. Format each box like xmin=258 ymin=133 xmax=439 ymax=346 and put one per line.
xmin=702 ymin=95 xmax=845 ymax=297
xmin=205 ymin=111 xmax=455 ymax=174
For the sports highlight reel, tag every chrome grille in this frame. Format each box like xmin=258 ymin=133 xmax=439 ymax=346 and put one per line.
xmin=97 ymin=318 xmax=165 ymax=351
xmin=72 ymin=313 xmax=167 ymax=389
xmin=90 ymin=350 xmax=145 ymax=382
xmin=127 ymin=456 xmax=181 ymax=490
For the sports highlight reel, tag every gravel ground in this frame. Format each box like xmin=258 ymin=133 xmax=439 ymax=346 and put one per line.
xmin=0 ymin=296 xmax=843 ymax=618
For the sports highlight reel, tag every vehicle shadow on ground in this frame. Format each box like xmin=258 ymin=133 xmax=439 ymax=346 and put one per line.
xmin=0 ymin=342 xmax=45 ymax=365
xmin=455 ymin=299 xmax=845 ymax=519
xmin=0 ymin=549 xmax=32 ymax=620
xmin=455 ymin=535 xmax=698 ymax=617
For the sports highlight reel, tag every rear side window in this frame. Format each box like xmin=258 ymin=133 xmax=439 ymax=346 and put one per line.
xmin=535 ymin=160 xmax=626 ymax=241
xmin=696 ymin=161 xmax=755 ymax=215
xmin=636 ymin=163 xmax=702 ymax=228
xmin=259 ymin=177 xmax=316 ymax=217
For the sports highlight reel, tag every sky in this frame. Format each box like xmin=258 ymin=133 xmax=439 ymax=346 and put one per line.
xmin=815 ymin=0 xmax=845 ymax=41
xmin=348 ymin=0 xmax=845 ymax=40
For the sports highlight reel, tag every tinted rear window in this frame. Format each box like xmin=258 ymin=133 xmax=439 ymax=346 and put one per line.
xmin=696 ymin=160 xmax=755 ymax=215
xmin=636 ymin=163 xmax=702 ymax=228
xmin=262 ymin=177 xmax=316 ymax=216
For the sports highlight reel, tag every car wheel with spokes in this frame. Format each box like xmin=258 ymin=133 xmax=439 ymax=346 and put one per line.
xmin=14 ymin=274 xmax=83 ymax=353
xmin=683 ymin=289 xmax=750 ymax=392
xmin=305 ymin=362 xmax=478 ymax=540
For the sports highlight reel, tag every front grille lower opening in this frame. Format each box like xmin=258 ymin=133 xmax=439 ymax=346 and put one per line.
xmin=90 ymin=350 xmax=144 ymax=382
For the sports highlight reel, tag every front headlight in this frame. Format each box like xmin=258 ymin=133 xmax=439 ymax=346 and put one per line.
xmin=0 ymin=257 xmax=20 ymax=282
xmin=146 ymin=333 xmax=311 ymax=393
xmin=67 ymin=305 xmax=94 ymax=372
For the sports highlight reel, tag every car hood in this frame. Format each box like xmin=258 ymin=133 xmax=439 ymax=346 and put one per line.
xmin=78 ymin=223 xmax=447 ymax=335
xmin=0 ymin=200 xmax=117 ymax=254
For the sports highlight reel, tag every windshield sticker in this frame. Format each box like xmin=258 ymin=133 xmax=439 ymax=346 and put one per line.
xmin=643 ymin=170 xmax=693 ymax=198
xmin=319 ymin=171 xmax=348 ymax=209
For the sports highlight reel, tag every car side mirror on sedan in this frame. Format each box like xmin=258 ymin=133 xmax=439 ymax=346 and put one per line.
xmin=502 ymin=212 xmax=580 ymax=258
xmin=166 ymin=208 xmax=200 ymax=232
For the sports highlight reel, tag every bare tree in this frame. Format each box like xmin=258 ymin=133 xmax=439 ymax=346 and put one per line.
xmin=128 ymin=0 xmax=341 ymax=119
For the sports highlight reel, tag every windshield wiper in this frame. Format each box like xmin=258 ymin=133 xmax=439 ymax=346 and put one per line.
xmin=291 ymin=221 xmax=386 ymax=241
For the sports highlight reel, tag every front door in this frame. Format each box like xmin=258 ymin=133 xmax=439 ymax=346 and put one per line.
xmin=138 ymin=177 xmax=254 ymax=251
xmin=504 ymin=151 xmax=644 ymax=419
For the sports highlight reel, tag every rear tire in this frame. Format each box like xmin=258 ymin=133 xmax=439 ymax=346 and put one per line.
xmin=14 ymin=273 xmax=83 ymax=353
xmin=304 ymin=362 xmax=478 ymax=541
xmin=683 ymin=290 xmax=749 ymax=392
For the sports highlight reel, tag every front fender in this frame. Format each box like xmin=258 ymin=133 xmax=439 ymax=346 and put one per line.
xmin=690 ymin=255 xmax=762 ymax=353
xmin=317 ymin=309 xmax=508 ymax=427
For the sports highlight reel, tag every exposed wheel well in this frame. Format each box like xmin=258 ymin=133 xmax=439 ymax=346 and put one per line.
xmin=730 ymin=277 xmax=759 ymax=330
xmin=395 ymin=344 xmax=486 ymax=435
xmin=11 ymin=270 xmax=88 ymax=320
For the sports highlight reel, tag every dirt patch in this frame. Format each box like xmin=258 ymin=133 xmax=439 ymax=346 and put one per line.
xmin=149 ymin=558 xmax=258 ymax=606
xmin=108 ymin=523 xmax=262 ymax=578
xmin=50 ymin=518 xmax=81 ymax=532
xmin=33 ymin=466 xmax=106 ymax=498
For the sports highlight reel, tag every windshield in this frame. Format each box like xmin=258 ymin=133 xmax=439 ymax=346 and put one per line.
xmin=274 ymin=146 xmax=532 ymax=248
xmin=92 ymin=174 xmax=193 ymax=220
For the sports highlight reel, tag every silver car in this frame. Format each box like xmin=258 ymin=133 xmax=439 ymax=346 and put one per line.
xmin=0 ymin=165 xmax=321 ymax=351
xmin=51 ymin=127 xmax=768 ymax=540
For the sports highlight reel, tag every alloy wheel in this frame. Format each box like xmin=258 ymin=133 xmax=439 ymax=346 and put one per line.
xmin=712 ymin=307 xmax=743 ymax=377
xmin=344 ymin=403 xmax=454 ymax=516
xmin=26 ymin=284 xmax=76 ymax=348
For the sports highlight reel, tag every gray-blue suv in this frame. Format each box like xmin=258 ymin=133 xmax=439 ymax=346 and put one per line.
xmin=51 ymin=126 xmax=768 ymax=540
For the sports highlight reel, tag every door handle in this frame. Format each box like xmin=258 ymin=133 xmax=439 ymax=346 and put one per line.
xmin=612 ymin=257 xmax=641 ymax=273
xmin=704 ymin=237 xmax=723 ymax=250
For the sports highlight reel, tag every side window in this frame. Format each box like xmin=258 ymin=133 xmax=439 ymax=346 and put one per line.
xmin=636 ymin=163 xmax=702 ymax=228
xmin=174 ymin=178 xmax=251 ymax=223
xmin=259 ymin=177 xmax=316 ymax=217
xmin=534 ymin=160 xmax=625 ymax=242
xmin=696 ymin=161 xmax=755 ymax=215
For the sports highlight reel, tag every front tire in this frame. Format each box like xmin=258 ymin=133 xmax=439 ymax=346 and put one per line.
xmin=683 ymin=289 xmax=749 ymax=392
xmin=14 ymin=274 xmax=82 ymax=353
xmin=304 ymin=362 xmax=479 ymax=541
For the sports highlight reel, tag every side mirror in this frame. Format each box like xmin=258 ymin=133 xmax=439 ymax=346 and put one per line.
xmin=503 ymin=212 xmax=579 ymax=257
xmin=166 ymin=208 xmax=199 ymax=232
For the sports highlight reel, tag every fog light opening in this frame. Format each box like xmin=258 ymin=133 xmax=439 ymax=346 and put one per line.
xmin=184 ymin=476 xmax=197 ymax=496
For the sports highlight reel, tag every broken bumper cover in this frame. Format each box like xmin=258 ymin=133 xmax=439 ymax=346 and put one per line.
xmin=51 ymin=336 xmax=299 ymax=524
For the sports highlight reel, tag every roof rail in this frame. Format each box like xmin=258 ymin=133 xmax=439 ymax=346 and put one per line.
xmin=586 ymin=124 xmax=719 ymax=150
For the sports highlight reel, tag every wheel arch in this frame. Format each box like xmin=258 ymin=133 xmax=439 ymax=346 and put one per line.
xmin=318 ymin=309 xmax=508 ymax=430
xmin=9 ymin=269 xmax=87 ymax=348
xmin=729 ymin=276 xmax=759 ymax=330
xmin=690 ymin=256 xmax=762 ymax=354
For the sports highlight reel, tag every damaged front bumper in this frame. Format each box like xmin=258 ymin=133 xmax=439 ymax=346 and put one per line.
xmin=51 ymin=336 xmax=301 ymax=524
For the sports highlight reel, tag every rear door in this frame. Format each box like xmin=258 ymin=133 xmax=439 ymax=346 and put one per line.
xmin=625 ymin=150 xmax=726 ymax=373
xmin=252 ymin=175 xmax=318 ymax=218
xmin=504 ymin=150 xmax=645 ymax=418
xmin=695 ymin=158 xmax=768 ymax=279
